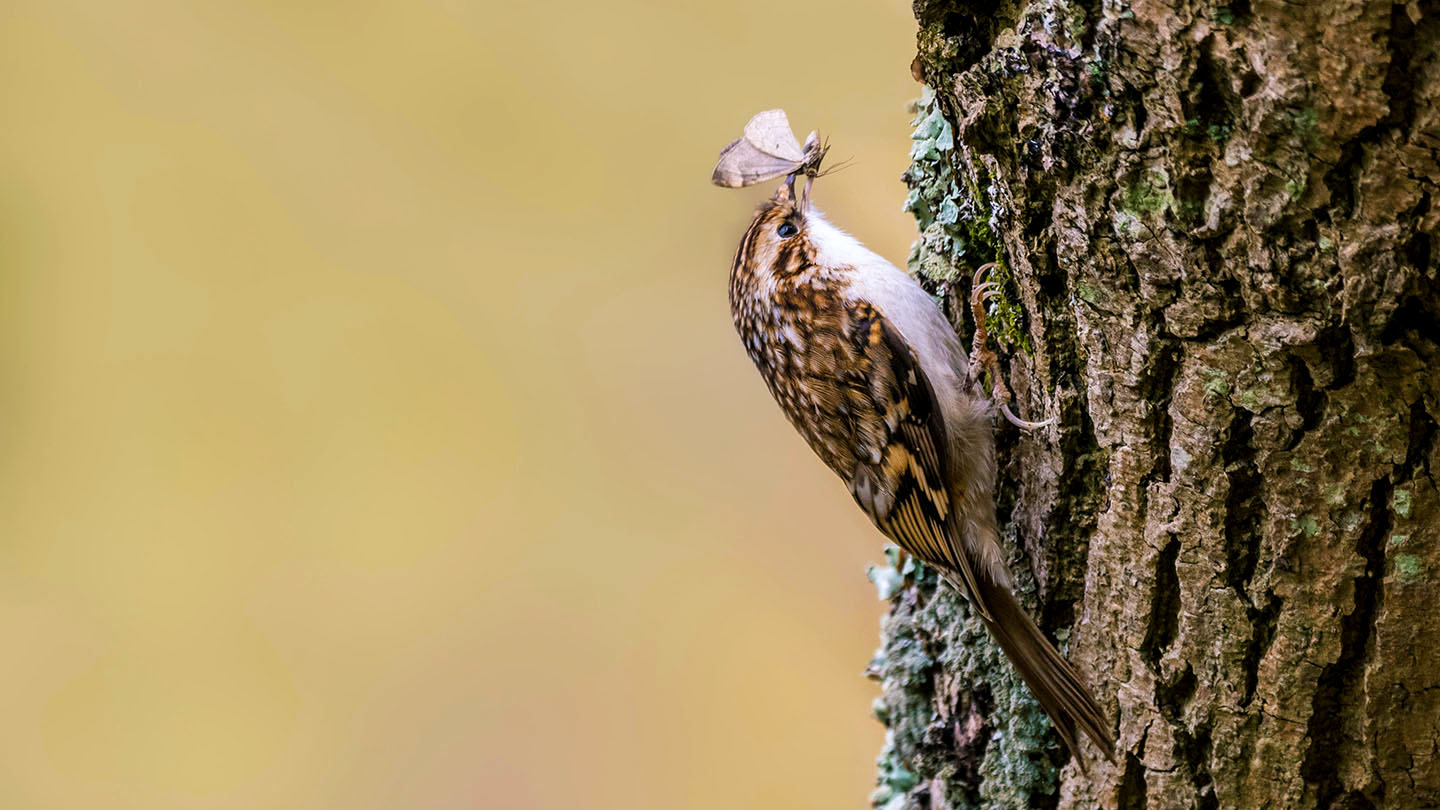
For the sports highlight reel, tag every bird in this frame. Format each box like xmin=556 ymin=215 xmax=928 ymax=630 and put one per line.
xmin=716 ymin=114 xmax=1116 ymax=767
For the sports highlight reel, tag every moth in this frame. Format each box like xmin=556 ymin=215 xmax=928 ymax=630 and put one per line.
xmin=711 ymin=109 xmax=828 ymax=195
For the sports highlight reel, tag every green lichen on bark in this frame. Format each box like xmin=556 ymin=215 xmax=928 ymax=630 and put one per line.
xmin=867 ymin=549 xmax=1061 ymax=810
xmin=904 ymin=89 xmax=1031 ymax=353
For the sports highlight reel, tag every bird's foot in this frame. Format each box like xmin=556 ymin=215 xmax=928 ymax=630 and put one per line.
xmin=968 ymin=264 xmax=1054 ymax=431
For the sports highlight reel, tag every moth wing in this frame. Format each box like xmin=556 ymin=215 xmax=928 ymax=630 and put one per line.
xmin=711 ymin=136 xmax=801 ymax=187
xmin=742 ymin=109 xmax=805 ymax=162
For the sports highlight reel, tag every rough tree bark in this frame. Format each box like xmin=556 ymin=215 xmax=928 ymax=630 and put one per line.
xmin=866 ymin=1 xmax=1440 ymax=809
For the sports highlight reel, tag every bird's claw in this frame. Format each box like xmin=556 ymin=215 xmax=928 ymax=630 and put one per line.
xmin=999 ymin=402 xmax=1056 ymax=430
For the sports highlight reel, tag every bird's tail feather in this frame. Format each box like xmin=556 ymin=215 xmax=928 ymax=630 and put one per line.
xmin=972 ymin=574 xmax=1116 ymax=768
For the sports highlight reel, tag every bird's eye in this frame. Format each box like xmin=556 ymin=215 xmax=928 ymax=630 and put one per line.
xmin=777 ymin=222 xmax=798 ymax=238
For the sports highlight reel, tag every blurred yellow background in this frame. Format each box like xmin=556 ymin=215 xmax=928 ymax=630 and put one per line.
xmin=0 ymin=1 xmax=920 ymax=807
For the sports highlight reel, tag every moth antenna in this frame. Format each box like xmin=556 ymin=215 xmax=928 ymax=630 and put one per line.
xmin=815 ymin=156 xmax=853 ymax=178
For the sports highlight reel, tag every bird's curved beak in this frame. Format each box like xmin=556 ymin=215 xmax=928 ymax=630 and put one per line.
xmin=772 ymin=130 xmax=826 ymax=211
xmin=773 ymin=176 xmax=795 ymax=204
xmin=772 ymin=172 xmax=812 ymax=213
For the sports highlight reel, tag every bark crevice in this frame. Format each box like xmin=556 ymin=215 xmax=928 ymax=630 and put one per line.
xmin=1299 ymin=479 xmax=1390 ymax=810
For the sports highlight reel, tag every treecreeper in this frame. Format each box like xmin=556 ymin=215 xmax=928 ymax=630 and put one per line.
xmin=712 ymin=109 xmax=1116 ymax=769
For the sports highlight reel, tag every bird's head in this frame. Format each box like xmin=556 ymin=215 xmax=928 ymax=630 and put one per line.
xmin=731 ymin=176 xmax=818 ymax=279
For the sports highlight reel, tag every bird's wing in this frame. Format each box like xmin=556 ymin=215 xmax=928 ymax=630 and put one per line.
xmin=841 ymin=306 xmax=993 ymax=621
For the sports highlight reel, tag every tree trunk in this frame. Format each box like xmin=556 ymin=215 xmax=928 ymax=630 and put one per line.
xmin=867 ymin=1 xmax=1440 ymax=808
